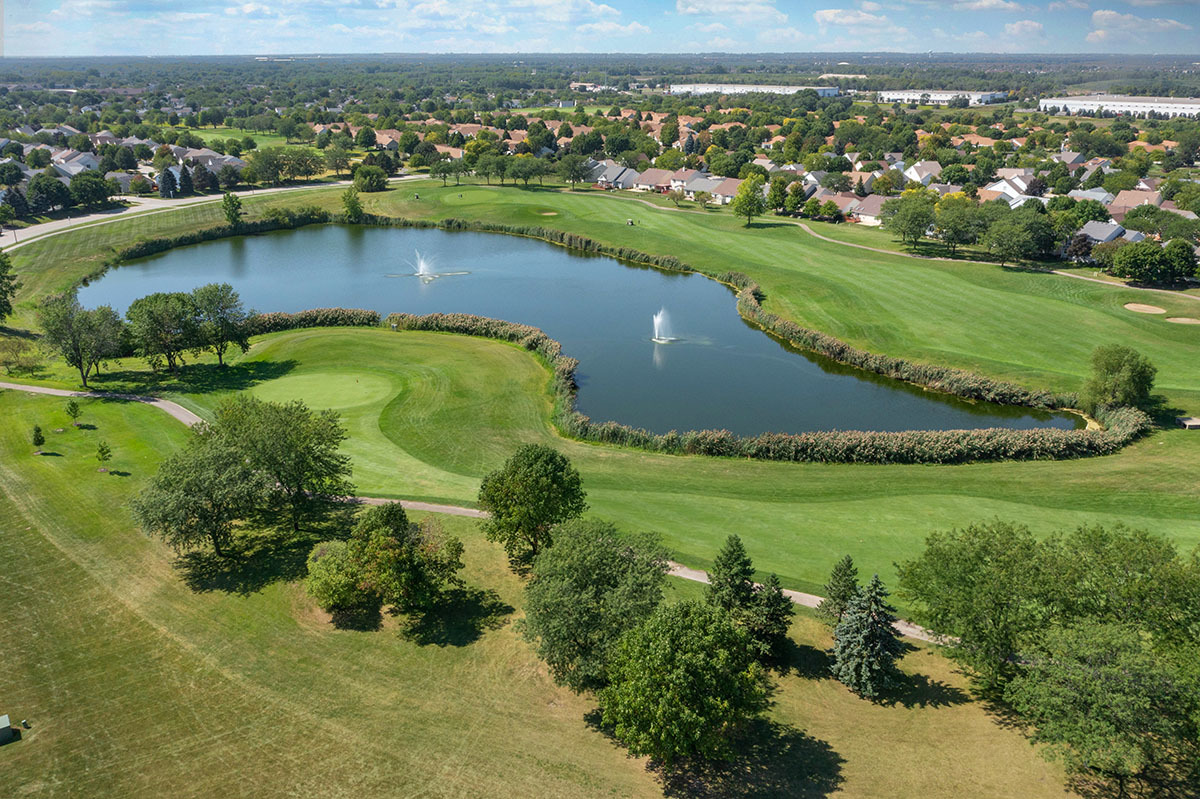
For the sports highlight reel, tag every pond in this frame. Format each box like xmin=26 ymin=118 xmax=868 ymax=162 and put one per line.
xmin=78 ymin=225 xmax=1081 ymax=435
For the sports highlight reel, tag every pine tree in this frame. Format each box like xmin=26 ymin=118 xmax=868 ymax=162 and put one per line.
xmin=32 ymin=424 xmax=44 ymax=449
xmin=177 ymin=164 xmax=194 ymax=196
xmin=854 ymin=177 xmax=868 ymax=197
xmin=3 ymin=185 xmax=29 ymax=218
xmin=706 ymin=534 xmax=755 ymax=613
xmin=159 ymin=169 xmax=177 ymax=198
xmin=746 ymin=573 xmax=794 ymax=658
xmin=830 ymin=575 xmax=905 ymax=699
xmin=816 ymin=554 xmax=860 ymax=627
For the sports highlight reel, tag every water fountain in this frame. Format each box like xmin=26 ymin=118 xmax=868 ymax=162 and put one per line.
xmin=385 ymin=249 xmax=469 ymax=283
xmin=651 ymin=307 xmax=679 ymax=343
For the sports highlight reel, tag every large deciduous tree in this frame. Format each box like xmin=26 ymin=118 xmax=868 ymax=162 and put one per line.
xmin=477 ymin=444 xmax=587 ymax=565
xmin=348 ymin=502 xmax=464 ymax=612
xmin=0 ymin=249 xmax=20 ymax=324
xmin=125 ymin=291 xmax=200 ymax=372
xmin=1078 ymin=344 xmax=1156 ymax=415
xmin=192 ymin=282 xmax=250 ymax=366
xmin=36 ymin=292 xmax=124 ymax=387
xmin=132 ymin=424 xmax=269 ymax=557
xmin=882 ymin=188 xmax=937 ymax=247
xmin=522 ymin=519 xmax=668 ymax=692
xmin=730 ymin=174 xmax=766 ymax=226
xmin=598 ymin=601 xmax=767 ymax=765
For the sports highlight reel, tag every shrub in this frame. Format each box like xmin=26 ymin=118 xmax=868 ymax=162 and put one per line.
xmin=353 ymin=165 xmax=388 ymax=192
xmin=246 ymin=308 xmax=380 ymax=335
xmin=1078 ymin=345 xmax=1156 ymax=416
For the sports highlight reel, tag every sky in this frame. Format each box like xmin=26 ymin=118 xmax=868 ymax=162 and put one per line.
xmin=4 ymin=0 xmax=1200 ymax=57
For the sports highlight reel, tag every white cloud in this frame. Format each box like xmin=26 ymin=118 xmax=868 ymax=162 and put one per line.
xmin=1086 ymin=7 xmax=1191 ymax=40
xmin=706 ymin=36 xmax=741 ymax=48
xmin=49 ymin=0 xmax=117 ymax=18
xmin=688 ymin=21 xmax=728 ymax=32
xmin=224 ymin=3 xmax=275 ymax=16
xmin=576 ymin=19 xmax=650 ymax=34
xmin=1048 ymin=0 xmax=1087 ymax=9
xmin=859 ymin=0 xmax=884 ymax=8
xmin=757 ymin=26 xmax=813 ymax=45
xmin=813 ymin=7 xmax=891 ymax=27
xmin=676 ymin=0 xmax=787 ymax=23
xmin=954 ymin=0 xmax=1022 ymax=10
xmin=1004 ymin=18 xmax=1044 ymax=34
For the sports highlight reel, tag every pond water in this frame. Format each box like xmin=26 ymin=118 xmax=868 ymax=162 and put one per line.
xmin=78 ymin=225 xmax=1081 ymax=435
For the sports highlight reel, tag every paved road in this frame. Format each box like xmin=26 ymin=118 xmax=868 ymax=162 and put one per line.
xmin=0 ymin=380 xmax=204 ymax=426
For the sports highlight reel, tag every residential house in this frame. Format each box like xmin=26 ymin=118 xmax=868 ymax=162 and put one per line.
xmin=711 ymin=177 xmax=745 ymax=205
xmin=852 ymin=193 xmax=888 ymax=226
xmin=632 ymin=168 xmax=673 ymax=192
xmin=668 ymin=168 xmax=704 ymax=190
xmin=683 ymin=174 xmax=724 ymax=200
xmin=927 ymin=183 xmax=964 ymax=197
xmin=1109 ymin=189 xmax=1163 ymax=219
xmin=1068 ymin=187 xmax=1115 ymax=206
xmin=596 ymin=161 xmax=636 ymax=190
xmin=1079 ymin=220 xmax=1126 ymax=244
xmin=902 ymin=160 xmax=942 ymax=186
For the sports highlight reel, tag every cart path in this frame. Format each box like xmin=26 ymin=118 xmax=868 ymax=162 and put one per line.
xmin=0 ymin=381 xmax=941 ymax=644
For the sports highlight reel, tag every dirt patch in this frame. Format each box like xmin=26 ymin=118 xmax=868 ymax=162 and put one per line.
xmin=1124 ymin=303 xmax=1166 ymax=314
xmin=1166 ymin=317 xmax=1200 ymax=325
xmin=537 ymin=211 xmax=558 ymax=216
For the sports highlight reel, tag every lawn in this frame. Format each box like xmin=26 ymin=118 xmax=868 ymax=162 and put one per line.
xmin=0 ymin=387 xmax=1072 ymax=798
xmin=190 ymin=125 xmax=290 ymax=149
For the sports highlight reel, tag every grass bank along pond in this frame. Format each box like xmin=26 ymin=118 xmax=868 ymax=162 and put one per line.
xmin=79 ymin=225 xmax=1081 ymax=435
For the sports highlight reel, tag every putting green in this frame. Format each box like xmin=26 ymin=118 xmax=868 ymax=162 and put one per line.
xmin=251 ymin=372 xmax=396 ymax=409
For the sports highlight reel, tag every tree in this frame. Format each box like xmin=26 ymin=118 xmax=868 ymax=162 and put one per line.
xmin=177 ymin=164 xmax=194 ymax=195
xmin=707 ymin=534 xmax=756 ymax=613
xmin=355 ymin=126 xmax=377 ymax=149
xmin=554 ymin=152 xmax=588 ymax=184
xmin=598 ymin=601 xmax=767 ymax=765
xmin=284 ymin=148 xmax=323 ymax=182
xmin=126 ymin=291 xmax=199 ymax=372
xmin=305 ymin=540 xmax=373 ymax=614
xmin=694 ymin=190 xmax=713 ymax=210
xmin=1111 ymin=239 xmax=1183 ymax=285
xmin=341 ymin=186 xmax=364 ymax=223
xmin=36 ymin=293 xmax=124 ymax=387
xmin=882 ymin=189 xmax=937 ymax=247
xmin=816 ymin=555 xmax=860 ymax=627
xmin=766 ymin=176 xmax=789 ymax=211
xmin=1163 ymin=237 xmax=1198 ymax=283
xmin=352 ymin=164 xmax=387 ymax=192
xmin=745 ymin=574 xmax=795 ymax=659
xmin=2 ymin=185 xmax=29 ymax=219
xmin=830 ymin=575 xmax=905 ymax=699
xmin=1078 ymin=344 xmax=1156 ymax=415
xmin=0 ymin=162 xmax=23 ymax=187
xmin=507 ymin=156 xmax=542 ymax=187
xmin=192 ymin=282 xmax=249 ymax=366
xmin=247 ymin=148 xmax=286 ymax=185
xmin=132 ymin=423 xmax=269 ymax=557
xmin=0 ymin=249 xmax=20 ymax=323
xmin=666 ymin=188 xmax=685 ymax=207
xmin=477 ymin=444 xmax=587 ymax=565
xmin=217 ymin=164 xmax=241 ymax=190
xmin=981 ymin=217 xmax=1033 ymax=266
xmin=348 ymin=502 xmax=464 ymax=612
xmin=897 ymin=520 xmax=1046 ymax=688
xmin=324 ymin=146 xmax=351 ymax=178
xmin=1065 ymin=233 xmax=1093 ymax=261
xmin=729 ymin=174 xmax=766 ymax=226
xmin=32 ymin=424 xmax=44 ymax=450
xmin=28 ymin=173 xmax=72 ymax=213
xmin=96 ymin=440 xmax=112 ymax=469
xmin=1005 ymin=622 xmax=1200 ymax=797
xmin=65 ymin=399 xmax=81 ymax=427
xmin=430 ymin=159 xmax=454 ymax=186
xmin=220 ymin=192 xmax=243 ymax=229
xmin=820 ymin=200 xmax=841 ymax=219
xmin=213 ymin=396 xmax=354 ymax=531
xmin=933 ymin=194 xmax=980 ymax=254
xmin=158 ymin=168 xmax=177 ymax=198
xmin=522 ymin=519 xmax=668 ymax=692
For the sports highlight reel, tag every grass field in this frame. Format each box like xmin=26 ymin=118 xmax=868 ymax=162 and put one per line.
xmin=0 ymin=388 xmax=1074 ymax=798
xmin=190 ymin=125 xmax=290 ymax=149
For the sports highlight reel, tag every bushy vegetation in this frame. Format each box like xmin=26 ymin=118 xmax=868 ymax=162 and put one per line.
xmin=897 ymin=520 xmax=1200 ymax=796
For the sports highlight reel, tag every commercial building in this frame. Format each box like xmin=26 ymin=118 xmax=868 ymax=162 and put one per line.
xmin=874 ymin=90 xmax=1008 ymax=106
xmin=1038 ymin=94 xmax=1200 ymax=118
xmin=668 ymin=83 xmax=839 ymax=97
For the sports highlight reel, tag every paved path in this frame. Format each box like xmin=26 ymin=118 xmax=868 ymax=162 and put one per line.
xmin=0 ymin=175 xmax=417 ymax=251
xmin=1 ymin=376 xmax=941 ymax=642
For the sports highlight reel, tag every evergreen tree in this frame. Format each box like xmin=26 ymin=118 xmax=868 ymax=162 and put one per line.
xmin=816 ymin=555 xmax=860 ymax=627
xmin=830 ymin=575 xmax=905 ymax=699
xmin=746 ymin=573 xmax=795 ymax=658
xmin=32 ymin=424 xmax=44 ymax=449
xmin=854 ymin=177 xmax=868 ymax=197
xmin=706 ymin=534 xmax=755 ymax=613
xmin=177 ymin=164 xmax=194 ymax=195
xmin=3 ymin=185 xmax=29 ymax=218
xmin=158 ymin=168 xmax=177 ymax=198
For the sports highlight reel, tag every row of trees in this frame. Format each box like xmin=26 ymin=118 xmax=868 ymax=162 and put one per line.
xmin=897 ymin=520 xmax=1200 ymax=796
xmin=0 ymin=171 xmax=118 ymax=221
xmin=36 ymin=282 xmax=250 ymax=386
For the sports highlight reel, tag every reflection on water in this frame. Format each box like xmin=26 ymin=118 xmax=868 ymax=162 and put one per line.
xmin=79 ymin=226 xmax=1083 ymax=436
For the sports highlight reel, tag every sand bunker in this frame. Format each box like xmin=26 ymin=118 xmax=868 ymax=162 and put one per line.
xmin=537 ymin=211 xmax=558 ymax=216
xmin=1124 ymin=303 xmax=1166 ymax=314
xmin=1166 ymin=317 xmax=1200 ymax=325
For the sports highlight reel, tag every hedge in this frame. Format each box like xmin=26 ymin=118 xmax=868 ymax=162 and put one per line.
xmin=387 ymin=311 xmax=1150 ymax=465
xmin=247 ymin=307 xmax=380 ymax=335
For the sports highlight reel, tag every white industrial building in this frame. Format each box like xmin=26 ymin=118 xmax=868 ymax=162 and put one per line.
xmin=668 ymin=83 xmax=839 ymax=97
xmin=874 ymin=90 xmax=1008 ymax=106
xmin=1038 ymin=94 xmax=1200 ymax=118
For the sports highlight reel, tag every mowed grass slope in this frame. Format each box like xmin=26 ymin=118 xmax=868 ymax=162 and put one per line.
xmin=174 ymin=328 xmax=1200 ymax=598
xmin=0 ymin=389 xmax=1071 ymax=798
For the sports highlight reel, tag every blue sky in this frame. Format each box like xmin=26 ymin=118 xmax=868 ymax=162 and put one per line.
xmin=5 ymin=0 xmax=1199 ymax=57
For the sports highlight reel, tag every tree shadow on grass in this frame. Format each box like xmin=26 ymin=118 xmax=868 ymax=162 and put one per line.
xmin=398 ymin=586 xmax=514 ymax=647
xmin=650 ymin=720 xmax=845 ymax=799
xmin=880 ymin=671 xmax=969 ymax=709
xmin=774 ymin=638 xmax=832 ymax=680
xmin=175 ymin=527 xmax=317 ymax=596
xmin=88 ymin=359 xmax=299 ymax=396
xmin=331 ymin=605 xmax=384 ymax=632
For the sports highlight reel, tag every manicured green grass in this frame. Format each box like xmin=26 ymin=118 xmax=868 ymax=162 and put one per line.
xmin=191 ymin=125 xmax=290 ymax=149
xmin=0 ymin=388 xmax=1071 ymax=798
